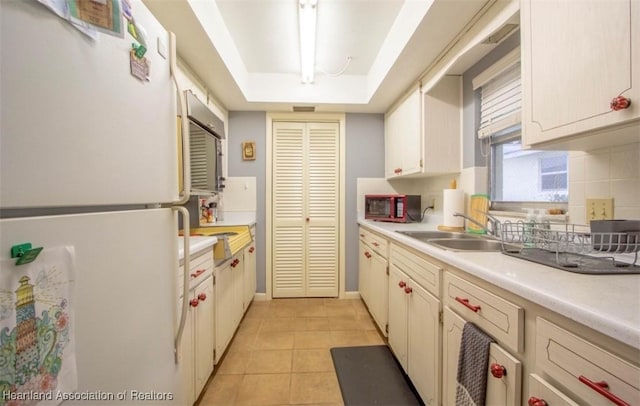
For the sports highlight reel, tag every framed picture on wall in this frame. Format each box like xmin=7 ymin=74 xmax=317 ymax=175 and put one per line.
xmin=242 ymin=141 xmax=256 ymax=160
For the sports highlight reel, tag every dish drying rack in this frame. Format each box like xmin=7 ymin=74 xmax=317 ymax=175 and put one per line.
xmin=498 ymin=221 xmax=640 ymax=274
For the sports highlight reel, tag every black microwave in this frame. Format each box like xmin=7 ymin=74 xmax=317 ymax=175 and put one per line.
xmin=365 ymin=194 xmax=421 ymax=223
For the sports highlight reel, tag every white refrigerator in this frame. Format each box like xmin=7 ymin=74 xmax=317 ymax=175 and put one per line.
xmin=1 ymin=1 xmax=192 ymax=404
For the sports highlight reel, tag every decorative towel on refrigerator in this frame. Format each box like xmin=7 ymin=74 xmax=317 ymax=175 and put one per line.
xmin=455 ymin=322 xmax=495 ymax=406
xmin=0 ymin=247 xmax=77 ymax=406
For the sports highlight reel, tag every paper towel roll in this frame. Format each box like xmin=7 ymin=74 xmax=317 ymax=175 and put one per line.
xmin=442 ymin=189 xmax=465 ymax=228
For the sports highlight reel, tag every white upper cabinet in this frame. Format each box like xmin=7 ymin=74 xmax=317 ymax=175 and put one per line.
xmin=385 ymin=76 xmax=461 ymax=179
xmin=385 ymin=86 xmax=422 ymax=178
xmin=521 ymin=0 xmax=639 ymax=148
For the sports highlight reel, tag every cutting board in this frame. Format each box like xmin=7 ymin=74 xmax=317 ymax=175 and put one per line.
xmin=467 ymin=194 xmax=489 ymax=234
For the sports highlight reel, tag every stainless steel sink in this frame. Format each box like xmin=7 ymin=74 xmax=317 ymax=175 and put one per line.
xmin=427 ymin=238 xmax=516 ymax=252
xmin=397 ymin=230 xmax=480 ymax=242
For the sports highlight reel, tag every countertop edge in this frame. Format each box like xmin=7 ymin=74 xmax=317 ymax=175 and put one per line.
xmin=178 ymin=236 xmax=217 ymax=261
xmin=358 ymin=219 xmax=640 ymax=351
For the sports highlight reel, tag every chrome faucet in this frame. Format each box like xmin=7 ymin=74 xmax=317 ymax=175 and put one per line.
xmin=453 ymin=212 xmax=501 ymax=237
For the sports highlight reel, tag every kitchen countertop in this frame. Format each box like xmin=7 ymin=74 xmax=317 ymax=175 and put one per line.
xmin=177 ymin=236 xmax=217 ymax=261
xmin=358 ymin=218 xmax=640 ymax=350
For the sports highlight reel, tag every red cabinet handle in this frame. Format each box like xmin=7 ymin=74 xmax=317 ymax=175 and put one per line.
xmin=359 ymin=234 xmax=365 ymax=238
xmin=404 ymin=286 xmax=413 ymax=294
xmin=579 ymin=375 xmax=630 ymax=406
xmin=610 ymin=96 xmax=631 ymax=111
xmin=364 ymin=251 xmax=372 ymax=259
xmin=398 ymin=281 xmax=406 ymax=288
xmin=372 ymin=242 xmax=379 ymax=247
xmin=527 ymin=397 xmax=548 ymax=406
xmin=190 ymin=269 xmax=205 ymax=278
xmin=455 ymin=297 xmax=481 ymax=312
xmin=189 ymin=298 xmax=199 ymax=307
xmin=249 ymin=246 xmax=255 ymax=253
xmin=490 ymin=363 xmax=506 ymax=378
xmin=231 ymin=259 xmax=240 ymax=267
xmin=198 ymin=293 xmax=207 ymax=301
xmin=394 ymin=168 xmax=402 ymax=174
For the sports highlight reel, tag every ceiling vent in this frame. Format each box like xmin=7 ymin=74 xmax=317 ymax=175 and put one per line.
xmin=482 ymin=23 xmax=519 ymax=45
xmin=293 ymin=106 xmax=316 ymax=112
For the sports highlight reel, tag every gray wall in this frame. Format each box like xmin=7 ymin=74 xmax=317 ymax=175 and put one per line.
xmin=345 ymin=113 xmax=385 ymax=291
xmin=227 ymin=112 xmax=385 ymax=294
xmin=227 ymin=111 xmax=267 ymax=292
xmin=462 ymin=30 xmax=521 ymax=168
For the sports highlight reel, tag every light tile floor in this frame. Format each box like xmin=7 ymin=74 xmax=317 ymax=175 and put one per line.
xmin=197 ymin=298 xmax=386 ymax=406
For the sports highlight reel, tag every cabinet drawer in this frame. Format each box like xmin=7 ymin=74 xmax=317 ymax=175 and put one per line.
xmin=179 ymin=249 xmax=214 ymax=294
xmin=528 ymin=374 xmax=579 ymax=406
xmin=390 ymin=243 xmax=440 ymax=297
xmin=444 ymin=272 xmax=523 ymax=353
xmin=536 ymin=317 xmax=640 ymax=406
xmin=359 ymin=227 xmax=389 ymax=258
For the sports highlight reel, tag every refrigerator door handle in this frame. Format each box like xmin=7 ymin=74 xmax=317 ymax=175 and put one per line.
xmin=170 ymin=32 xmax=191 ymax=205
xmin=173 ymin=206 xmax=190 ymax=363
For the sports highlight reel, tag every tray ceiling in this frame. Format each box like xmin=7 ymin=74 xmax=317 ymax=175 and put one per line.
xmin=144 ymin=0 xmax=499 ymax=113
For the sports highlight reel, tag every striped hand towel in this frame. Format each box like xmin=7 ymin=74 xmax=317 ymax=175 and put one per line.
xmin=455 ymin=322 xmax=495 ymax=406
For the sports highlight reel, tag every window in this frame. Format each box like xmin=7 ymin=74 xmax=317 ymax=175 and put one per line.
xmin=490 ymin=133 xmax=568 ymax=203
xmin=474 ymin=48 xmax=568 ymax=208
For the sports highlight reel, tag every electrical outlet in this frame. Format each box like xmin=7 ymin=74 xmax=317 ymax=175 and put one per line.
xmin=586 ymin=198 xmax=614 ymax=221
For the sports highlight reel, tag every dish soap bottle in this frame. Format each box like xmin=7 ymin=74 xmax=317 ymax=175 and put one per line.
xmin=523 ymin=208 xmax=536 ymax=247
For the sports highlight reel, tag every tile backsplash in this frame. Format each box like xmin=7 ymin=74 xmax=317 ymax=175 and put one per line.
xmin=569 ymin=142 xmax=640 ymax=224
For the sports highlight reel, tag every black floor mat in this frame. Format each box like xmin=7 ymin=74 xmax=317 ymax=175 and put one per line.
xmin=330 ymin=345 xmax=423 ymax=406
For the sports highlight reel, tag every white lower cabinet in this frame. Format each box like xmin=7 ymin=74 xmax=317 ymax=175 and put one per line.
xmin=177 ymin=297 xmax=194 ymax=406
xmin=214 ymin=251 xmax=244 ymax=364
xmin=388 ymin=253 xmax=441 ymax=404
xmin=442 ymin=306 xmax=522 ymax=406
xmin=178 ymin=247 xmax=215 ymax=405
xmin=192 ymin=275 xmax=214 ymax=396
xmin=243 ymin=240 xmax=256 ymax=312
xmin=358 ymin=227 xmax=388 ymax=336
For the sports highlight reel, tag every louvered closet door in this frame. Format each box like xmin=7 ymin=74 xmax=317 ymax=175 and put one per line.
xmin=306 ymin=123 xmax=339 ymax=296
xmin=272 ymin=121 xmax=339 ymax=298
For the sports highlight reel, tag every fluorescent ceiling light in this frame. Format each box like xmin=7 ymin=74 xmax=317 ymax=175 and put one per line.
xmin=298 ymin=0 xmax=317 ymax=84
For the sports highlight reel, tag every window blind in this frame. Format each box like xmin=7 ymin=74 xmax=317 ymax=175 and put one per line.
xmin=477 ymin=62 xmax=521 ymax=139
xmin=473 ymin=47 xmax=521 ymax=139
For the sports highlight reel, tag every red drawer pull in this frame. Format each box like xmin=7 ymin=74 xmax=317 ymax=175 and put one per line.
xmin=249 ymin=246 xmax=255 ymax=253
xmin=372 ymin=242 xmax=379 ymax=247
xmin=398 ymin=281 xmax=406 ymax=288
xmin=528 ymin=397 xmax=547 ymax=406
xmin=189 ymin=298 xmax=199 ymax=307
xmin=610 ymin=95 xmax=631 ymax=111
xmin=359 ymin=234 xmax=365 ymax=238
xmin=198 ymin=293 xmax=207 ymax=301
xmin=190 ymin=269 xmax=205 ymax=278
xmin=579 ymin=375 xmax=630 ymax=406
xmin=404 ymin=286 xmax=412 ymax=294
xmin=455 ymin=297 xmax=481 ymax=312
xmin=490 ymin=363 xmax=506 ymax=378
